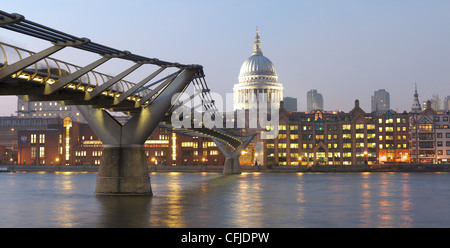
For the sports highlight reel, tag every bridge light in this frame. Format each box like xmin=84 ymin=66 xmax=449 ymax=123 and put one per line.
xmin=18 ymin=73 xmax=30 ymax=80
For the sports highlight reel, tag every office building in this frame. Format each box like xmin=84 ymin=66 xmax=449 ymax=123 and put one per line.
xmin=444 ymin=96 xmax=450 ymax=111
xmin=306 ymin=89 xmax=323 ymax=112
xmin=17 ymin=98 xmax=85 ymax=123
xmin=371 ymin=89 xmax=390 ymax=113
xmin=431 ymin=94 xmax=442 ymax=111
xmin=283 ymin=97 xmax=297 ymax=111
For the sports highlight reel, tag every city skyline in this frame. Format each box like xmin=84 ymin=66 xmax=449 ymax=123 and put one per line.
xmin=0 ymin=1 xmax=450 ymax=115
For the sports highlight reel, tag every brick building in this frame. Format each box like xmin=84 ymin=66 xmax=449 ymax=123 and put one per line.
xmin=16 ymin=116 xmax=226 ymax=166
xmin=263 ymin=100 xmax=410 ymax=166
xmin=410 ymin=100 xmax=450 ymax=163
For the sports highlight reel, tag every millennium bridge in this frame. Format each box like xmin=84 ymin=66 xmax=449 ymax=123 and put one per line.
xmin=0 ymin=10 xmax=255 ymax=196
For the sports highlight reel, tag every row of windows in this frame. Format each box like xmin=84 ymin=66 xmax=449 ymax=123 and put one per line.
xmin=30 ymin=107 xmax=72 ymax=111
xmin=30 ymin=134 xmax=45 ymax=144
xmin=437 ymin=141 xmax=450 ymax=147
xmin=434 ymin=116 xmax=450 ymax=122
xmin=437 ymin=133 xmax=450 ymax=138
xmin=435 ymin=125 xmax=450 ymax=129
xmin=274 ymin=151 xmax=379 ymax=158
xmin=289 ymin=117 xmax=407 ymax=124
xmin=278 ymin=133 xmax=408 ymax=141
xmin=269 ymin=143 xmax=408 ymax=149
xmin=181 ymin=142 xmax=217 ymax=148
xmin=28 ymin=113 xmax=80 ymax=118
xmin=75 ymin=151 xmax=103 ymax=157
xmin=30 ymin=147 xmax=45 ymax=158
xmin=280 ymin=124 xmax=408 ymax=132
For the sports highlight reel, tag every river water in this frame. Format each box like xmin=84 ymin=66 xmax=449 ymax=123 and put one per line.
xmin=1 ymin=171 xmax=450 ymax=228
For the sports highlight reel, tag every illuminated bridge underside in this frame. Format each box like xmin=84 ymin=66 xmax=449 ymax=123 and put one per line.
xmin=0 ymin=10 xmax=255 ymax=196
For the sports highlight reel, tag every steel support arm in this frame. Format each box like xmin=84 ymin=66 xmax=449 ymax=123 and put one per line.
xmin=85 ymin=63 xmax=142 ymax=100
xmin=134 ymin=72 xmax=178 ymax=108
xmin=114 ymin=67 xmax=165 ymax=105
xmin=76 ymin=105 xmax=122 ymax=146
xmin=44 ymin=56 xmax=111 ymax=94
xmin=122 ymin=69 xmax=196 ymax=145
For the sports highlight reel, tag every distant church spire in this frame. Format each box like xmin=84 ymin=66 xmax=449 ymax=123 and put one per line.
xmin=252 ymin=26 xmax=263 ymax=56
xmin=411 ymin=83 xmax=421 ymax=113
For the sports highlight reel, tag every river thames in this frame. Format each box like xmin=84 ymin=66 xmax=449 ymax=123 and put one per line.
xmin=1 ymin=171 xmax=450 ymax=228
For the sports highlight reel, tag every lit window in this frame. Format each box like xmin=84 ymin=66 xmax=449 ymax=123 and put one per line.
xmin=39 ymin=147 xmax=45 ymax=158
xmin=31 ymin=147 xmax=36 ymax=158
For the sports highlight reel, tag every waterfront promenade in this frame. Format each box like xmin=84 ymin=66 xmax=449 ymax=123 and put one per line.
xmin=3 ymin=164 xmax=450 ymax=173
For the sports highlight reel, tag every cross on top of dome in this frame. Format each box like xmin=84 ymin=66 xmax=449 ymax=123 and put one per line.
xmin=253 ymin=26 xmax=263 ymax=56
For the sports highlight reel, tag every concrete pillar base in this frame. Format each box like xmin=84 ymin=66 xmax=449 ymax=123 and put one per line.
xmin=223 ymin=156 xmax=241 ymax=174
xmin=95 ymin=146 xmax=152 ymax=196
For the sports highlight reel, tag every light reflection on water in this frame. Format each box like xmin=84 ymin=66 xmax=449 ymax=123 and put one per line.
xmin=1 ymin=171 xmax=450 ymax=227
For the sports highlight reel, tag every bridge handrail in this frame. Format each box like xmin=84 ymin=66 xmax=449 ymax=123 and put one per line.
xmin=0 ymin=41 xmax=153 ymax=98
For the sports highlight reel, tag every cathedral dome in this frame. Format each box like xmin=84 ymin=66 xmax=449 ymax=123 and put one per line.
xmin=238 ymin=27 xmax=278 ymax=84
xmin=239 ymin=54 xmax=277 ymax=78
xmin=233 ymin=27 xmax=283 ymax=111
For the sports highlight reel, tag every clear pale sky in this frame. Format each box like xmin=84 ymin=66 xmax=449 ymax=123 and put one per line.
xmin=1 ymin=0 xmax=449 ymax=115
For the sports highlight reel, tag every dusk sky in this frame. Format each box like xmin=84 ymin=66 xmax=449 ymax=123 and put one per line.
xmin=1 ymin=0 xmax=449 ymax=115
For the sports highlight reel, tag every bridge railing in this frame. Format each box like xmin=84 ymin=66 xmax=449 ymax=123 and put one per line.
xmin=0 ymin=41 xmax=153 ymax=99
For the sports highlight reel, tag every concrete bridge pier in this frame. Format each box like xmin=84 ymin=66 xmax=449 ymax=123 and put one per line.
xmin=78 ymin=69 xmax=197 ymax=196
xmin=222 ymin=155 xmax=242 ymax=174
xmin=77 ymin=106 xmax=154 ymax=196
xmin=213 ymin=133 xmax=256 ymax=174
xmin=96 ymin=146 xmax=151 ymax=196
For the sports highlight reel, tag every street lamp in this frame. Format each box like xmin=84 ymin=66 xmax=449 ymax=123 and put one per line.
xmin=364 ymin=151 xmax=368 ymax=164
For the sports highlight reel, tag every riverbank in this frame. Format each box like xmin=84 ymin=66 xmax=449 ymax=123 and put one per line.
xmin=3 ymin=163 xmax=450 ymax=173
